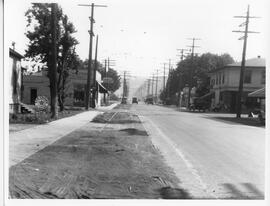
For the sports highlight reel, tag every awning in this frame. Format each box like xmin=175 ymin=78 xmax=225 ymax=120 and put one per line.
xmin=248 ymin=87 xmax=265 ymax=98
xmin=198 ymin=91 xmax=214 ymax=99
xmin=97 ymin=81 xmax=108 ymax=93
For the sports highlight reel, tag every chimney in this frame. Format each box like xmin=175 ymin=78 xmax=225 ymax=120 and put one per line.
xmin=12 ymin=41 xmax=16 ymax=50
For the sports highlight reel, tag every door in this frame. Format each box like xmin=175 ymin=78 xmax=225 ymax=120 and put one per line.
xmin=230 ymin=92 xmax=237 ymax=112
xmin=30 ymin=88 xmax=37 ymax=105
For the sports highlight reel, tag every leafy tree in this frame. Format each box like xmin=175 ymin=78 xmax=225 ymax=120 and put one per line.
xmin=25 ymin=3 xmax=79 ymax=112
xmin=56 ymin=15 xmax=79 ymax=111
xmin=80 ymin=59 xmax=121 ymax=93
xmin=98 ymin=67 xmax=121 ymax=93
xmin=109 ymin=93 xmax=119 ymax=101
xmin=161 ymin=53 xmax=234 ymax=105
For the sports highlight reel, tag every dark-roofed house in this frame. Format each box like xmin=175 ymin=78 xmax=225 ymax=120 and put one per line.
xmin=209 ymin=56 xmax=266 ymax=113
xmin=9 ymin=48 xmax=24 ymax=113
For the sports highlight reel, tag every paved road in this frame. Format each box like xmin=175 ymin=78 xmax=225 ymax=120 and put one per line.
xmin=130 ymin=103 xmax=265 ymax=199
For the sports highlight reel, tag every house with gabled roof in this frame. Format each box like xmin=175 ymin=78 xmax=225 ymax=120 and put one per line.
xmin=209 ymin=56 xmax=266 ymax=112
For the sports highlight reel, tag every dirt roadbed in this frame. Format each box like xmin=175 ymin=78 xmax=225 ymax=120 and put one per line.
xmin=9 ymin=105 xmax=188 ymax=199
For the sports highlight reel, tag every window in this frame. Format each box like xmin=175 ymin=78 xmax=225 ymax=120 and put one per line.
xmin=261 ymin=70 xmax=265 ymax=84
xmin=30 ymin=88 xmax=37 ymax=105
xmin=219 ymin=73 xmax=221 ymax=84
xmin=211 ymin=79 xmax=215 ymax=86
xmin=216 ymin=75 xmax=218 ymax=85
xmin=222 ymin=73 xmax=225 ymax=84
xmin=244 ymin=70 xmax=252 ymax=84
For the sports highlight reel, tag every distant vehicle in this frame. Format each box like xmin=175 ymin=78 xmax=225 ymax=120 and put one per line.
xmin=189 ymin=97 xmax=209 ymax=112
xmin=145 ymin=97 xmax=153 ymax=105
xmin=121 ymin=97 xmax=127 ymax=104
xmin=248 ymin=88 xmax=265 ymax=124
xmin=132 ymin=97 xmax=138 ymax=104
xmin=258 ymin=109 xmax=265 ymax=124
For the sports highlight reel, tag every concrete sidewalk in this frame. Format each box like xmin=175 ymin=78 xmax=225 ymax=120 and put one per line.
xmin=9 ymin=103 xmax=118 ymax=167
xmin=97 ymin=102 xmax=119 ymax=111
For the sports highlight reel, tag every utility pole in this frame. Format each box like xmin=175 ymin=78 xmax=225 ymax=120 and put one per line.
xmin=121 ymin=71 xmax=131 ymax=99
xmin=122 ymin=71 xmax=126 ymax=99
xmin=78 ymin=3 xmax=107 ymax=109
xmin=177 ymin=49 xmax=189 ymax=61
xmin=121 ymin=71 xmax=129 ymax=100
xmin=151 ymin=73 xmax=155 ymax=97
xmin=85 ymin=3 xmax=94 ymax=109
xmin=233 ymin=5 xmax=259 ymax=118
xmin=92 ymin=35 xmax=99 ymax=108
xmin=104 ymin=57 xmax=115 ymax=90
xmin=104 ymin=59 xmax=107 ymax=72
xmin=147 ymin=79 xmax=151 ymax=97
xmin=166 ymin=68 xmax=170 ymax=101
xmin=120 ymin=71 xmax=132 ymax=100
xmin=166 ymin=59 xmax=172 ymax=101
xmin=50 ymin=3 xmax=58 ymax=118
xmin=107 ymin=57 xmax=109 ymax=91
xmin=155 ymin=69 xmax=159 ymax=102
xmin=163 ymin=63 xmax=166 ymax=91
xmin=176 ymin=48 xmax=188 ymax=107
xmin=186 ymin=38 xmax=200 ymax=109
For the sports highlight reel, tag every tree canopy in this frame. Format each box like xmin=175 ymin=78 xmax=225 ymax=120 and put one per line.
xmin=161 ymin=52 xmax=234 ymax=104
xmin=25 ymin=3 xmax=80 ymax=111
xmin=79 ymin=59 xmax=121 ymax=93
xmin=98 ymin=67 xmax=121 ymax=93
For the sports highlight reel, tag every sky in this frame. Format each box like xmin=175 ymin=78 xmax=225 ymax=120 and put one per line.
xmin=5 ymin=0 xmax=269 ymax=78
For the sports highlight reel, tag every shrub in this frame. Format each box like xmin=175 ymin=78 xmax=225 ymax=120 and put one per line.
xmin=10 ymin=113 xmax=18 ymax=121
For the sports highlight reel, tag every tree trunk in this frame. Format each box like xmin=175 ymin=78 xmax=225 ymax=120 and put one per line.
xmin=58 ymin=76 xmax=66 ymax=112
xmin=50 ymin=3 xmax=58 ymax=119
xmin=58 ymin=93 xmax=64 ymax=112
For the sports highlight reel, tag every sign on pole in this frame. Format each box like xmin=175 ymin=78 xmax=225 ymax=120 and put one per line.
xmin=102 ymin=77 xmax=113 ymax=84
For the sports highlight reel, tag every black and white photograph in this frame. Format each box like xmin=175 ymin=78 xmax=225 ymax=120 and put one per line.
xmin=1 ymin=0 xmax=269 ymax=205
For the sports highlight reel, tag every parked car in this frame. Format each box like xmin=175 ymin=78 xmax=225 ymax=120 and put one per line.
xmin=132 ymin=97 xmax=138 ymax=104
xmin=189 ymin=97 xmax=209 ymax=112
xmin=258 ymin=109 xmax=265 ymax=124
xmin=145 ymin=97 xmax=153 ymax=105
xmin=248 ymin=88 xmax=265 ymax=124
xmin=121 ymin=97 xmax=127 ymax=104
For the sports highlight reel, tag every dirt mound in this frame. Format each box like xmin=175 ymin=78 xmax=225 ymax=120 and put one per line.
xmin=92 ymin=111 xmax=140 ymax=124
xmin=119 ymin=128 xmax=148 ymax=136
